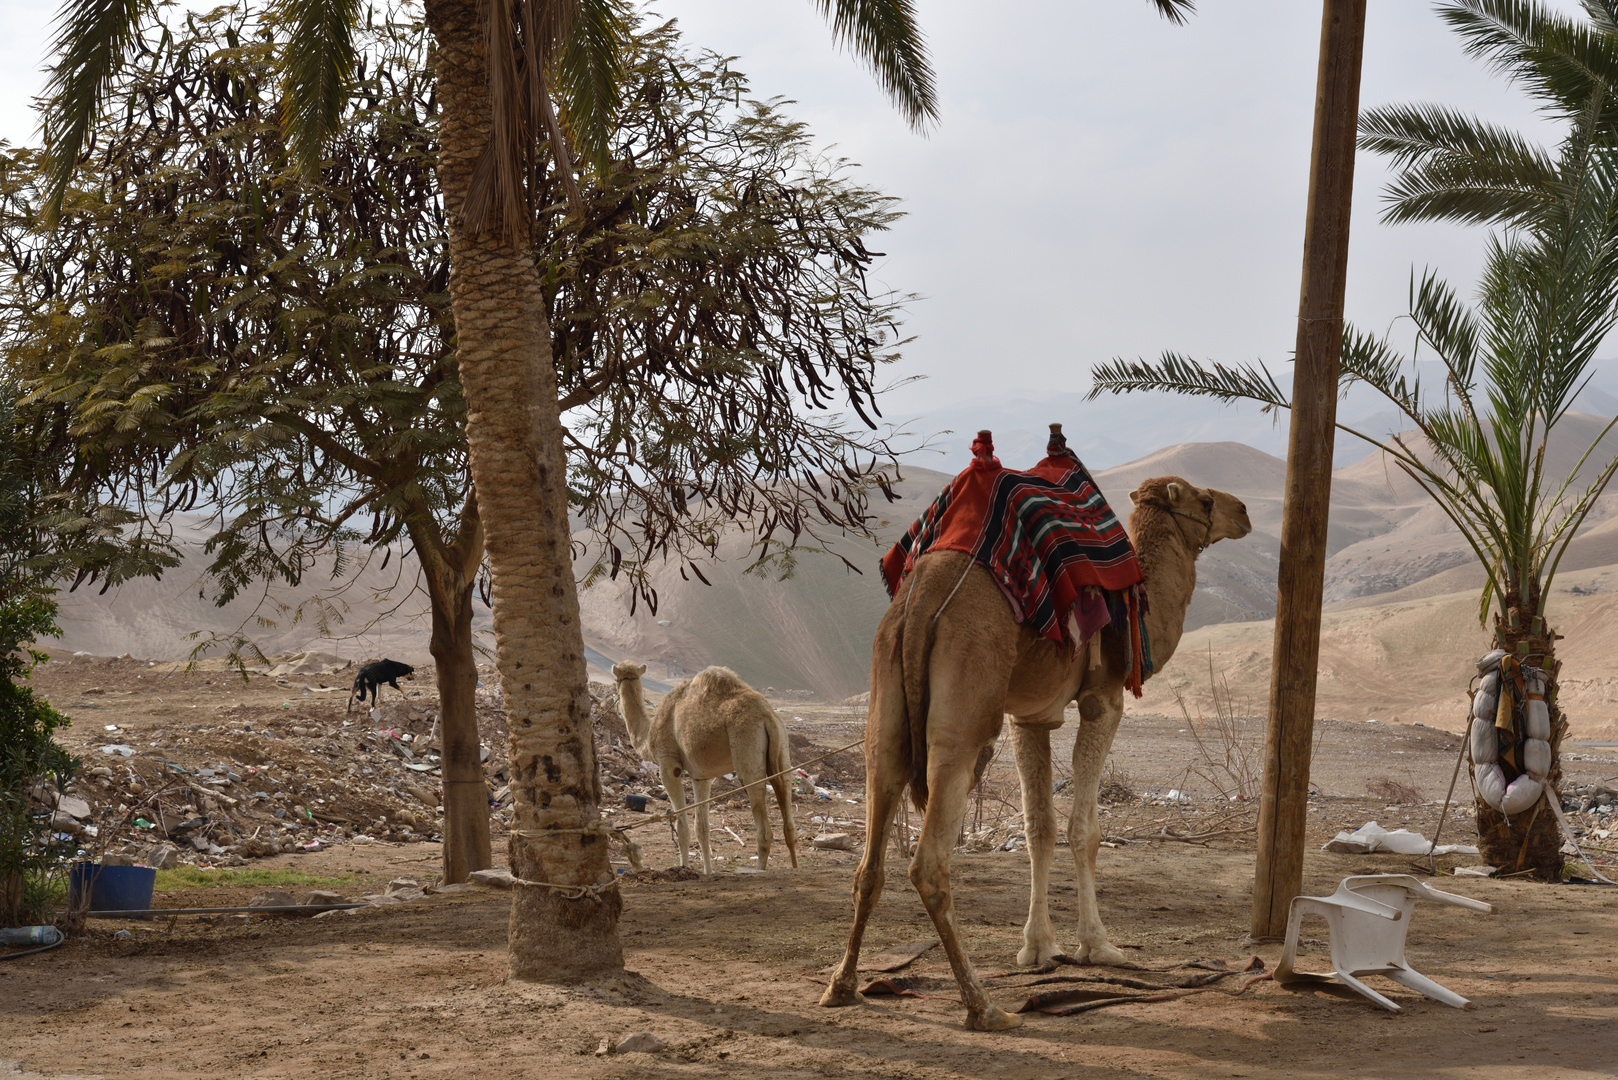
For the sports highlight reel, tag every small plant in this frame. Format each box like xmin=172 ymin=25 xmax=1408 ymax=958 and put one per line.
xmin=1178 ymin=649 xmax=1261 ymax=802
xmin=1367 ymin=777 xmax=1424 ymax=805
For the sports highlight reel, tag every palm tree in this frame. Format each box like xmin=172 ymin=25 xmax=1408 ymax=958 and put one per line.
xmin=37 ymin=0 xmax=1191 ymax=977
xmin=1353 ymin=0 xmax=1618 ymax=873
xmin=1089 ymin=124 xmax=1618 ymax=877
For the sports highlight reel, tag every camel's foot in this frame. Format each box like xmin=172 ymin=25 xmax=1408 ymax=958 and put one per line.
xmin=819 ymin=983 xmax=863 ymax=1008
xmin=1017 ymin=940 xmax=1069 ymax=967
xmin=966 ymin=1005 xmax=1023 ymax=1031
xmin=1076 ymin=941 xmax=1127 ymax=966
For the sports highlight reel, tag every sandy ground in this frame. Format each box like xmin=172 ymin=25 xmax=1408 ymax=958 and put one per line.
xmin=9 ymin=657 xmax=1618 ymax=1079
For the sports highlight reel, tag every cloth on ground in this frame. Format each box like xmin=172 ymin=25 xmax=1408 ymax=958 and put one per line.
xmin=880 ymin=444 xmax=1151 ymax=694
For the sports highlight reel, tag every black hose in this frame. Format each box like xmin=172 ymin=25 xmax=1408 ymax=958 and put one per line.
xmin=0 ymin=926 xmax=65 ymax=960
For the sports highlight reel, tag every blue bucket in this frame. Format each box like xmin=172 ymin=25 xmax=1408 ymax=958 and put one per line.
xmin=69 ymin=863 xmax=157 ymax=915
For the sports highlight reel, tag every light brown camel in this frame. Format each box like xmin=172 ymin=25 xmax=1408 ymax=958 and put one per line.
xmin=819 ymin=476 xmax=1251 ymax=1030
xmin=613 ymin=662 xmax=799 ymax=872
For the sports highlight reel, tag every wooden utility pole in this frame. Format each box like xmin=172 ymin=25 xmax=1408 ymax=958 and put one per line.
xmin=1251 ymin=0 xmax=1367 ymax=940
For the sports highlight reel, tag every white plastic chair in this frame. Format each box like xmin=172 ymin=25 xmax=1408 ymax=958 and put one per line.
xmin=1276 ymin=874 xmax=1492 ymax=1012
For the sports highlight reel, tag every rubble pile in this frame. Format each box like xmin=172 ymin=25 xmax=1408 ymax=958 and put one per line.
xmin=35 ymin=666 xmax=516 ymax=869
xmin=1562 ymin=782 xmax=1618 ymax=866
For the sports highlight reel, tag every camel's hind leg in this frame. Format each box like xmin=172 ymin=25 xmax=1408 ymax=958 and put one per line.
xmin=660 ymin=757 xmax=693 ymax=869
xmin=1067 ymin=690 xmax=1127 ymax=964
xmin=740 ymin=774 xmax=774 ymax=870
xmin=769 ymin=771 xmax=798 ymax=868
xmin=1010 ymin=718 xmax=1066 ymax=965
xmin=911 ymin=743 xmax=1020 ymax=1031
xmin=693 ymin=777 xmax=715 ymax=874
xmin=820 ymin=663 xmax=909 ymax=1009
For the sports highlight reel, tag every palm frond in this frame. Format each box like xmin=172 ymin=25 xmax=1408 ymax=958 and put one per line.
xmin=1086 ymin=352 xmax=1288 ymax=409
xmin=38 ymin=0 xmax=155 ymax=222
xmin=809 ymin=0 xmax=938 ymax=130
xmin=268 ymin=0 xmax=361 ymax=176
xmin=1147 ymin=0 xmax=1195 ymax=26
xmin=1359 ymin=102 xmax=1560 ymax=226
xmin=1440 ymin=0 xmax=1618 ymax=120
xmin=553 ymin=0 xmax=626 ymax=178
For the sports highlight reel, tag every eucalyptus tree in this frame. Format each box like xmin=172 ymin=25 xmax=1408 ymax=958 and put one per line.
xmin=1088 ymin=138 xmax=1618 ymax=878
xmin=9 ymin=7 xmax=913 ymax=884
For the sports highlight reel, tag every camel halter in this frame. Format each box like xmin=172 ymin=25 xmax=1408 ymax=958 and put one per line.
xmin=1168 ymin=507 xmax=1214 ymax=552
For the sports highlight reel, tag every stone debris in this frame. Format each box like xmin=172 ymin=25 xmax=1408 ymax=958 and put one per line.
xmin=248 ymin=890 xmax=299 ymax=908
xmin=299 ymin=890 xmax=344 ymax=906
xmin=468 ymin=868 xmax=516 ymax=889
xmin=811 ymin=832 xmax=854 ymax=851
xmin=612 ymin=1032 xmax=668 ymax=1054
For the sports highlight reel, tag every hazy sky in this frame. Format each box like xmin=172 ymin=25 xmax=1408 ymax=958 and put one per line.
xmin=0 ymin=1 xmax=1592 ymax=427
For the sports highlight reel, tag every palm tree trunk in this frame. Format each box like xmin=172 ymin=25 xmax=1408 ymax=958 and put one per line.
xmin=425 ymin=0 xmax=622 ymax=977
xmin=1475 ymin=606 xmax=1565 ymax=881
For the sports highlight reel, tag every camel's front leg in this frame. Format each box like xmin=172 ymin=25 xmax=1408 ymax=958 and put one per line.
xmin=693 ymin=777 xmax=715 ymax=874
xmin=660 ymin=758 xmax=693 ymax=869
xmin=912 ymin=751 xmax=1020 ymax=1031
xmin=1010 ymin=719 xmax=1065 ymax=966
xmin=1067 ymin=691 xmax=1126 ymax=965
xmin=821 ymin=673 xmax=909 ymax=1009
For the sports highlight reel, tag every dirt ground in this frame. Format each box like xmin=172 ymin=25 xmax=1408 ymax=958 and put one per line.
xmin=7 ymin=658 xmax=1618 ymax=1079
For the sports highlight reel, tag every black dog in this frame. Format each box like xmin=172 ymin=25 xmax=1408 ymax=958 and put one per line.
xmin=348 ymin=659 xmax=415 ymax=713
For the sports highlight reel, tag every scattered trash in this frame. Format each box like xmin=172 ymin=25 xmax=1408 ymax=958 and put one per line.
xmin=98 ymin=744 xmax=136 ymax=757
xmin=1322 ymin=821 xmax=1478 ymax=857
xmin=624 ymin=793 xmax=649 ymax=813
xmin=1453 ymin=865 xmax=1498 ymax=877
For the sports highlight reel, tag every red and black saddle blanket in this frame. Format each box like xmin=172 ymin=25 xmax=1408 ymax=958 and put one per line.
xmin=880 ymin=446 xmax=1151 ymax=695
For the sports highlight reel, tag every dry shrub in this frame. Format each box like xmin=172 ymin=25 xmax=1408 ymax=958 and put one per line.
xmin=1097 ymin=763 xmax=1134 ymax=805
xmin=1178 ymin=650 xmax=1261 ymax=801
xmin=1367 ymin=776 xmax=1423 ymax=804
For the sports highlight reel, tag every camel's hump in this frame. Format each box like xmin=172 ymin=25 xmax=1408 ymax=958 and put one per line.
xmin=686 ymin=665 xmax=751 ymax=694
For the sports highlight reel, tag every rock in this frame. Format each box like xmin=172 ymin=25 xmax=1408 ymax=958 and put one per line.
xmin=811 ymin=833 xmax=854 ymax=851
xmin=299 ymin=890 xmax=344 ymax=906
xmin=100 ymin=852 xmax=138 ymax=867
xmin=50 ymin=811 xmax=83 ymax=835
xmin=428 ymin=882 xmax=475 ymax=895
xmin=143 ymin=844 xmax=181 ymax=869
xmin=468 ymin=868 xmax=517 ymax=889
xmin=613 ymin=1032 xmax=667 ymax=1054
xmin=384 ymin=878 xmax=427 ymax=902
xmin=57 ymin=795 xmax=93 ymax=820
xmin=313 ymin=908 xmax=359 ymax=919
xmin=249 ymin=890 xmax=299 ymax=908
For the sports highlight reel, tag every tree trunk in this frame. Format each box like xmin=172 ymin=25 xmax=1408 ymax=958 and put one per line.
xmin=409 ymin=505 xmax=493 ymax=885
xmin=425 ymin=0 xmax=622 ymax=976
xmin=1475 ymin=605 xmax=1565 ymax=881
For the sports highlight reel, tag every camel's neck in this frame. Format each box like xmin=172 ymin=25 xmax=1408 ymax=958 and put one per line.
xmin=616 ymin=679 xmax=654 ymax=757
xmin=1128 ymin=506 xmax=1201 ymax=674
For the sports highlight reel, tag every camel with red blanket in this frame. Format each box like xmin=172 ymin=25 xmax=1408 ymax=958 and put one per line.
xmin=819 ymin=427 xmax=1251 ymax=1030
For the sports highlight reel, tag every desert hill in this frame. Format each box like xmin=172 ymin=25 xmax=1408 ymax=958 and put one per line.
xmin=42 ymin=429 xmax=1618 ymax=737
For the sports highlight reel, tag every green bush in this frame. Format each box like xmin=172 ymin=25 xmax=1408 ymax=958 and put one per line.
xmin=0 ymin=593 xmax=77 ymax=927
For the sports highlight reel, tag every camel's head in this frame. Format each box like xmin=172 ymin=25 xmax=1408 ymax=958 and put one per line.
xmin=1129 ymin=476 xmax=1252 ymax=550
xmin=612 ymin=660 xmax=648 ymax=684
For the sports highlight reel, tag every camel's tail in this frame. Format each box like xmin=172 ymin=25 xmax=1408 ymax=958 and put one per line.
xmin=898 ymin=576 xmax=939 ymax=814
xmin=764 ymin=711 xmax=798 ymax=868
